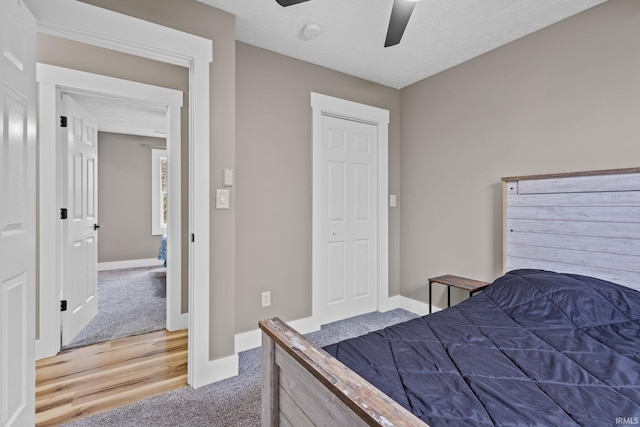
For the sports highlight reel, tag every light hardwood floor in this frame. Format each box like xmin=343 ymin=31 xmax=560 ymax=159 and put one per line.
xmin=36 ymin=329 xmax=188 ymax=426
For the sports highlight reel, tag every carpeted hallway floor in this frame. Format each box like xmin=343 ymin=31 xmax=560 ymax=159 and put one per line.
xmin=64 ymin=309 xmax=419 ymax=426
xmin=62 ymin=266 xmax=167 ymax=350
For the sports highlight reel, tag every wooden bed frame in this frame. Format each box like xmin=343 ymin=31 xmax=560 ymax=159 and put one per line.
xmin=260 ymin=167 xmax=640 ymax=427
xmin=259 ymin=317 xmax=427 ymax=426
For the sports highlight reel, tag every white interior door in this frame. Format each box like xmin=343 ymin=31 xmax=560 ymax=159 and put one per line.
xmin=319 ymin=114 xmax=378 ymax=324
xmin=0 ymin=0 xmax=36 ymax=425
xmin=61 ymin=94 xmax=99 ymax=346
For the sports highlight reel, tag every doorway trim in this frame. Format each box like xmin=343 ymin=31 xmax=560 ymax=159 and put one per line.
xmin=27 ymin=0 xmax=212 ymax=387
xmin=310 ymin=92 xmax=391 ymax=326
xmin=36 ymin=63 xmax=185 ymax=359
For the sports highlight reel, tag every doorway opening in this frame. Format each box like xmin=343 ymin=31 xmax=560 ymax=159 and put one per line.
xmin=61 ymin=93 xmax=174 ymax=350
xmin=36 ymin=64 xmax=185 ymax=358
xmin=29 ymin=0 xmax=214 ymax=387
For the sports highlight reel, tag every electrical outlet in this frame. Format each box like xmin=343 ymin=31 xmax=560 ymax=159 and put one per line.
xmin=261 ymin=291 xmax=271 ymax=307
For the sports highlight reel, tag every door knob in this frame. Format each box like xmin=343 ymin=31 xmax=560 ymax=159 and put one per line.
xmin=94 ymin=224 xmax=101 ymax=230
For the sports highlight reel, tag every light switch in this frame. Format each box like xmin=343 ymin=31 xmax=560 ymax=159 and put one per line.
xmin=390 ymin=194 xmax=397 ymax=208
xmin=216 ymin=189 xmax=230 ymax=209
xmin=223 ymin=169 xmax=234 ymax=187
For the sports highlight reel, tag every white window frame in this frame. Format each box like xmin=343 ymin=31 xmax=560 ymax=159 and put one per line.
xmin=152 ymin=148 xmax=168 ymax=235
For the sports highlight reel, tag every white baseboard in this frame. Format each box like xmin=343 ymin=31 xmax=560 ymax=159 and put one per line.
xmin=233 ymin=328 xmax=262 ymax=354
xmin=233 ymin=297 xmax=443 ymax=355
xmin=221 ymin=299 xmax=439 ymax=389
xmin=98 ymin=258 xmax=164 ymax=271
xmin=192 ymin=316 xmax=322 ymax=388
xmin=234 ymin=297 xmax=441 ymax=355
xmin=379 ymin=295 xmax=400 ymax=312
xmin=289 ymin=316 xmax=322 ymax=336
xmin=234 ymin=316 xmax=321 ymax=354
xmin=192 ymin=353 xmax=239 ymax=389
xmin=398 ymin=295 xmax=441 ymax=316
xmin=167 ymin=313 xmax=188 ymax=332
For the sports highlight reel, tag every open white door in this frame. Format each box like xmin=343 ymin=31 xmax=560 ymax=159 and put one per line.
xmin=0 ymin=0 xmax=36 ymax=425
xmin=60 ymin=94 xmax=99 ymax=346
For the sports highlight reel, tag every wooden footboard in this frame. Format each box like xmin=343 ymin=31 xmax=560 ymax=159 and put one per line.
xmin=259 ymin=318 xmax=428 ymax=427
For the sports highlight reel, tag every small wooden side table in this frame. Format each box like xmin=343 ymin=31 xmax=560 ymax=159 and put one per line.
xmin=428 ymin=274 xmax=490 ymax=314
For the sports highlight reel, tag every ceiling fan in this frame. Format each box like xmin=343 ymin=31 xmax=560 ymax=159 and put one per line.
xmin=275 ymin=0 xmax=419 ymax=47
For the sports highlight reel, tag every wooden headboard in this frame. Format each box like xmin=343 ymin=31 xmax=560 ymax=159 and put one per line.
xmin=502 ymin=167 xmax=640 ymax=292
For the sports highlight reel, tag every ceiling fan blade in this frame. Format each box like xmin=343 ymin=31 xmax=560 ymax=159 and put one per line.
xmin=384 ymin=0 xmax=417 ymax=47
xmin=276 ymin=0 xmax=311 ymax=6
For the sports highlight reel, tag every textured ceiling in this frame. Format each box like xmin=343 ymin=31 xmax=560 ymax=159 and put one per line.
xmin=58 ymin=0 xmax=608 ymax=133
xmin=198 ymin=0 xmax=606 ymax=89
xmin=71 ymin=93 xmax=167 ymax=140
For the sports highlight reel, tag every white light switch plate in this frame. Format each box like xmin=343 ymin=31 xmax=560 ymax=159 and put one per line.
xmin=223 ymin=169 xmax=233 ymax=187
xmin=216 ymin=189 xmax=230 ymax=209
xmin=390 ymin=194 xmax=397 ymax=208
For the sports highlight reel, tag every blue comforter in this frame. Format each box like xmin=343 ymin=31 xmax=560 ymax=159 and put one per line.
xmin=324 ymin=270 xmax=640 ymax=426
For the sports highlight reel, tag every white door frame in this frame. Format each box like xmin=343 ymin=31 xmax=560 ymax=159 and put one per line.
xmin=27 ymin=0 xmax=212 ymax=387
xmin=311 ymin=92 xmax=391 ymax=325
xmin=36 ymin=64 xmax=185 ymax=359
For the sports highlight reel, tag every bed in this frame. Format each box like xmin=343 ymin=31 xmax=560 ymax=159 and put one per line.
xmin=158 ymin=233 xmax=167 ymax=267
xmin=260 ymin=167 xmax=640 ymax=426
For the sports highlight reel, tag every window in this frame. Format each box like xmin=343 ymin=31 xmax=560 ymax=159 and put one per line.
xmin=152 ymin=149 xmax=168 ymax=235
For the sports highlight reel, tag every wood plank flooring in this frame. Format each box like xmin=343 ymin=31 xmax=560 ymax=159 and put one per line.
xmin=36 ymin=329 xmax=188 ymax=426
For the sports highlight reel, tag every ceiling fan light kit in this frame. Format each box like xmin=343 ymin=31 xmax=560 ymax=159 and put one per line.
xmin=276 ymin=0 xmax=419 ymax=47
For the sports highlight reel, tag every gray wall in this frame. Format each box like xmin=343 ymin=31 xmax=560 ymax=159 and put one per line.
xmin=97 ymin=132 xmax=164 ymax=263
xmin=41 ymin=0 xmax=640 ymax=364
xmin=399 ymin=0 xmax=640 ymax=306
xmin=235 ymin=42 xmax=401 ymax=333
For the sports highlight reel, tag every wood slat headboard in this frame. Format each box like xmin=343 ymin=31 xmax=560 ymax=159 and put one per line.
xmin=502 ymin=167 xmax=640 ymax=292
